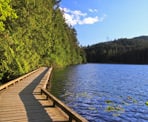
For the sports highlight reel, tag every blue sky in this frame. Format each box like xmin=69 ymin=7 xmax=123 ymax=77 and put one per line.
xmin=60 ymin=0 xmax=148 ymax=46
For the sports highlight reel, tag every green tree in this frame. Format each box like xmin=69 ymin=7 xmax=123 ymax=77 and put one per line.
xmin=0 ymin=0 xmax=17 ymax=31
xmin=0 ymin=0 xmax=86 ymax=84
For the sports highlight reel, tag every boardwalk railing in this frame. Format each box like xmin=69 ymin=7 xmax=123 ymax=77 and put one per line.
xmin=0 ymin=68 xmax=41 ymax=91
xmin=0 ymin=67 xmax=88 ymax=122
xmin=41 ymin=67 xmax=88 ymax=122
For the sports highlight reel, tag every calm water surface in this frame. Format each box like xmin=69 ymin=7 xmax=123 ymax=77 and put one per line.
xmin=50 ymin=64 xmax=148 ymax=122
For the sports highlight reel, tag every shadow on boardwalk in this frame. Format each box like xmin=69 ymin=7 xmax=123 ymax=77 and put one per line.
xmin=19 ymin=68 xmax=52 ymax=122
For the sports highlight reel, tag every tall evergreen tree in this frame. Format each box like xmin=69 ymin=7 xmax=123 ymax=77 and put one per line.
xmin=0 ymin=0 xmax=86 ymax=83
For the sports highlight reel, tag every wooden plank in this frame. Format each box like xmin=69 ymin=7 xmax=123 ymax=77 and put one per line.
xmin=32 ymin=68 xmax=69 ymax=122
xmin=37 ymin=68 xmax=88 ymax=122
xmin=0 ymin=67 xmax=52 ymax=122
xmin=0 ymin=67 xmax=88 ymax=122
xmin=0 ymin=68 xmax=41 ymax=91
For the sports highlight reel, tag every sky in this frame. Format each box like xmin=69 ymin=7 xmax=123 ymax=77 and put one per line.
xmin=60 ymin=0 xmax=148 ymax=46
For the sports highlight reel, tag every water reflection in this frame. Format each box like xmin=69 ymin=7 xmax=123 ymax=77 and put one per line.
xmin=50 ymin=64 xmax=148 ymax=122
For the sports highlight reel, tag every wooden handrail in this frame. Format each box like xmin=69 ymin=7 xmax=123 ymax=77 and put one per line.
xmin=42 ymin=67 xmax=53 ymax=89
xmin=0 ymin=67 xmax=42 ymax=91
xmin=0 ymin=66 xmax=88 ymax=121
xmin=41 ymin=67 xmax=88 ymax=122
xmin=41 ymin=88 xmax=88 ymax=122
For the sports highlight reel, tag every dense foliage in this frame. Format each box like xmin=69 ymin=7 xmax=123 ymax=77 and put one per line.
xmin=85 ymin=36 xmax=148 ymax=64
xmin=0 ymin=0 xmax=86 ymax=84
xmin=0 ymin=0 xmax=17 ymax=31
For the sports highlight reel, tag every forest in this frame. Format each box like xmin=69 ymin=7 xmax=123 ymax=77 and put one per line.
xmin=85 ymin=36 xmax=148 ymax=64
xmin=0 ymin=0 xmax=86 ymax=84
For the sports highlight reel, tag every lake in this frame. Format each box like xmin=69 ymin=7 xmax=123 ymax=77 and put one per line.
xmin=50 ymin=64 xmax=148 ymax=122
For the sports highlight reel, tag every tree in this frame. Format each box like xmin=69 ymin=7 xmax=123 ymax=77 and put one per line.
xmin=0 ymin=0 xmax=17 ymax=31
xmin=85 ymin=36 xmax=148 ymax=64
xmin=0 ymin=0 xmax=86 ymax=84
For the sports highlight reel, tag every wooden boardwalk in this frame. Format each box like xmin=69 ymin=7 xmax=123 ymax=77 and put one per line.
xmin=0 ymin=67 xmax=88 ymax=122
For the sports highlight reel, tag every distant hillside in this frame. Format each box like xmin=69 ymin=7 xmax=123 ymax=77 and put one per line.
xmin=85 ymin=36 xmax=148 ymax=64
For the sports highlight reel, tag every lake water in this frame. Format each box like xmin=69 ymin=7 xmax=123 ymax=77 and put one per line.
xmin=50 ymin=64 xmax=148 ymax=122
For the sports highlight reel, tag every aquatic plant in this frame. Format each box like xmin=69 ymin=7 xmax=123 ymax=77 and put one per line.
xmin=105 ymin=100 xmax=113 ymax=104
xmin=106 ymin=105 xmax=124 ymax=112
xmin=145 ymin=101 xmax=148 ymax=106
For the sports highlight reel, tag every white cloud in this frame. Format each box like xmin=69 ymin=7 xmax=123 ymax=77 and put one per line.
xmin=71 ymin=10 xmax=87 ymax=17
xmin=63 ymin=13 xmax=77 ymax=26
xmin=62 ymin=7 xmax=70 ymax=13
xmin=88 ymin=9 xmax=98 ymax=13
xmin=60 ymin=7 xmax=104 ymax=26
xmin=79 ymin=16 xmax=99 ymax=24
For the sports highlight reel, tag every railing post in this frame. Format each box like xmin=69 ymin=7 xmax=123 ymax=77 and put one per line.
xmin=69 ymin=116 xmax=73 ymax=122
xmin=41 ymin=89 xmax=43 ymax=95
xmin=39 ymin=67 xmax=88 ymax=122
xmin=46 ymin=83 xmax=48 ymax=89
xmin=46 ymin=95 xmax=49 ymax=100
xmin=52 ymin=101 xmax=56 ymax=107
